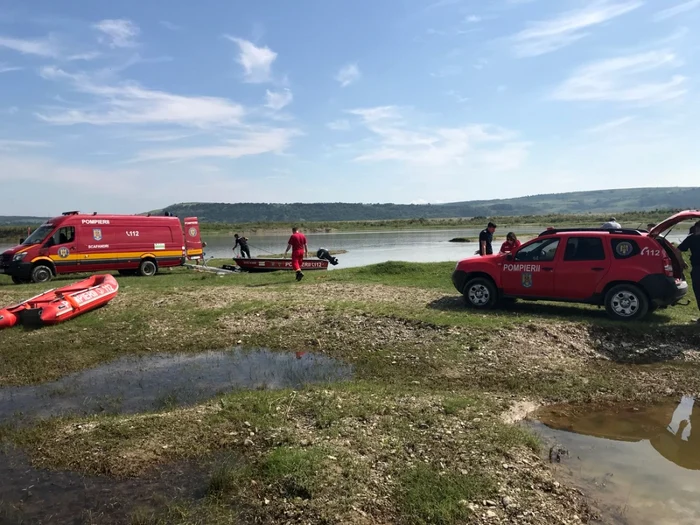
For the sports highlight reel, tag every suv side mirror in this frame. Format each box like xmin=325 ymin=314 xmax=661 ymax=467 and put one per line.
xmin=18 ymin=238 xmax=24 ymax=244
xmin=506 ymin=253 xmax=513 ymax=261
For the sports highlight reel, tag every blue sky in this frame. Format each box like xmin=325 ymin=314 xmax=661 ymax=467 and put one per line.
xmin=0 ymin=0 xmax=698 ymax=215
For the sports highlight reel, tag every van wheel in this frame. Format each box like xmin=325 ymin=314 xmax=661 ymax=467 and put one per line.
xmin=463 ymin=277 xmax=498 ymax=309
xmin=138 ymin=260 xmax=157 ymax=277
xmin=11 ymin=276 xmax=30 ymax=285
xmin=31 ymin=265 xmax=53 ymax=284
xmin=605 ymin=284 xmax=649 ymax=321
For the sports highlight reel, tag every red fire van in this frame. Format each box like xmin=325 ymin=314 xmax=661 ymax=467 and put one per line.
xmin=0 ymin=211 xmax=203 ymax=284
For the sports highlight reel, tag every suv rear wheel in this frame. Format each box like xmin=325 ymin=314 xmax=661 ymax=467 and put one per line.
xmin=604 ymin=284 xmax=649 ymax=321
xmin=463 ymin=277 xmax=498 ymax=309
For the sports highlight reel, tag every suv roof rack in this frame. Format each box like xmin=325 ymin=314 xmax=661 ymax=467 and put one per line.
xmin=538 ymin=228 xmax=643 ymax=237
xmin=61 ymin=211 xmax=80 ymax=215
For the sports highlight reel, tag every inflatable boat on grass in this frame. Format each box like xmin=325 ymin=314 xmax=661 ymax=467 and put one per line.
xmin=0 ymin=274 xmax=118 ymax=329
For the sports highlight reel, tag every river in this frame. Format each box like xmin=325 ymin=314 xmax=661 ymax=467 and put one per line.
xmin=0 ymin=228 xmax=689 ymax=270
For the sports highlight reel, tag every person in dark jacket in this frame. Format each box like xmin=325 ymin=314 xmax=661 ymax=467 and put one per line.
xmin=233 ymin=234 xmax=251 ymax=258
xmin=478 ymin=222 xmax=497 ymax=256
xmin=678 ymin=221 xmax=700 ymax=321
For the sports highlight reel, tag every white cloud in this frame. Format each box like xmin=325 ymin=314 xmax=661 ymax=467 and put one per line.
xmin=584 ymin=116 xmax=636 ymax=133
xmin=225 ymin=36 xmax=277 ymax=83
xmin=94 ymin=19 xmax=140 ymax=48
xmin=0 ymin=35 xmax=59 ymax=57
xmin=0 ymin=63 xmax=22 ymax=73
xmin=67 ymin=52 xmax=102 ymax=61
xmin=347 ymin=106 xmax=528 ymax=170
xmin=0 ymin=139 xmax=50 ymax=150
xmin=160 ymin=20 xmax=181 ymax=31
xmin=133 ymin=128 xmax=300 ymax=162
xmin=511 ymin=1 xmax=642 ymax=57
xmin=466 ymin=15 xmax=482 ymax=22
xmin=265 ymin=88 xmax=293 ymax=110
xmin=654 ymin=0 xmax=700 ymax=21
xmin=327 ymin=119 xmax=351 ymax=131
xmin=335 ymin=63 xmax=361 ymax=87
xmin=37 ymin=67 xmax=246 ymax=128
xmin=552 ymin=50 xmax=687 ymax=103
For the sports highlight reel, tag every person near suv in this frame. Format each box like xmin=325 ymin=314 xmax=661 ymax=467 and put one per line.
xmin=478 ymin=222 xmax=497 ymax=255
xmin=678 ymin=222 xmax=700 ymax=321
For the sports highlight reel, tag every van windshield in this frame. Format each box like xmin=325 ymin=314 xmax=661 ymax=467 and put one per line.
xmin=22 ymin=224 xmax=54 ymax=245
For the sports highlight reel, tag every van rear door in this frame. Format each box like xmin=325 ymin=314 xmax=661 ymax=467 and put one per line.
xmin=183 ymin=217 xmax=203 ymax=261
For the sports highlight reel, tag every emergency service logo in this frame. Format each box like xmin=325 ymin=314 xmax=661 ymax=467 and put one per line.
xmin=616 ymin=241 xmax=633 ymax=257
xmin=521 ymin=272 xmax=533 ymax=288
xmin=92 ymin=228 xmax=102 ymax=241
xmin=57 ymin=247 xmax=70 ymax=258
xmin=188 ymin=227 xmax=197 ymax=237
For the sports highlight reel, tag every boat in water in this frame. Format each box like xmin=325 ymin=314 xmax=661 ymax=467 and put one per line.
xmin=0 ymin=274 xmax=119 ymax=329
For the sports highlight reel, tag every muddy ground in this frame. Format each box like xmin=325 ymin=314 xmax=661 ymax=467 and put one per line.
xmin=0 ymin=266 xmax=699 ymax=524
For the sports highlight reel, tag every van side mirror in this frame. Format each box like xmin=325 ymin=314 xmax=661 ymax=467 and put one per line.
xmin=19 ymin=238 xmax=24 ymax=244
xmin=506 ymin=253 xmax=513 ymax=261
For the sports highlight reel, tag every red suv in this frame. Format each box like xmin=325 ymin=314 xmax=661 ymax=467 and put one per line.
xmin=452 ymin=211 xmax=699 ymax=320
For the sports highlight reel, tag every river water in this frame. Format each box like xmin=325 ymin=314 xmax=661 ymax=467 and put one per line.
xmin=0 ymin=228 xmax=689 ymax=270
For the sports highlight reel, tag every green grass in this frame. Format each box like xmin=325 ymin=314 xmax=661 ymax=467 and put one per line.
xmin=396 ymin=463 xmax=494 ymax=525
xmin=1 ymin=255 xmax=699 ymax=523
xmin=260 ymin=446 xmax=324 ymax=499
xmin=207 ymin=458 xmax=244 ymax=498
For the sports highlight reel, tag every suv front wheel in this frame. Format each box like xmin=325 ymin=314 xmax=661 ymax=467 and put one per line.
xmin=463 ymin=277 xmax=498 ymax=309
xmin=604 ymin=284 xmax=649 ymax=321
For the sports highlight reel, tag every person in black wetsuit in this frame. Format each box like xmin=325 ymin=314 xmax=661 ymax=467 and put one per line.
xmin=233 ymin=234 xmax=251 ymax=258
xmin=478 ymin=222 xmax=497 ymax=256
xmin=678 ymin=221 xmax=700 ymax=321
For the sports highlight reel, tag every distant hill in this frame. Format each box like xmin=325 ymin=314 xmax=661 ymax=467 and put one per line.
xmin=157 ymin=187 xmax=700 ymax=223
xmin=0 ymin=216 xmax=48 ymax=225
xmin=1 ymin=187 xmax=698 ymax=226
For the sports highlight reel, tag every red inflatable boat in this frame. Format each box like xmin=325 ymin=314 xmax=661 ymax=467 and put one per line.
xmin=0 ymin=274 xmax=119 ymax=329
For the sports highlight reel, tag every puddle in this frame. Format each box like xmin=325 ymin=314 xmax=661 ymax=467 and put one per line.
xmin=0 ymin=444 xmax=218 ymax=524
xmin=530 ymin=397 xmax=700 ymax=525
xmin=0 ymin=349 xmax=352 ymax=423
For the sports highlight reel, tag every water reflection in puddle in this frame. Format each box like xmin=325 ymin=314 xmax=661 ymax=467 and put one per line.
xmin=0 ymin=348 xmax=352 ymax=422
xmin=0 ymin=445 xmax=214 ymax=525
xmin=531 ymin=397 xmax=700 ymax=525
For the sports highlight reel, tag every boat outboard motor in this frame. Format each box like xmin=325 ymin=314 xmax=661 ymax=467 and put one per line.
xmin=316 ymin=248 xmax=339 ymax=266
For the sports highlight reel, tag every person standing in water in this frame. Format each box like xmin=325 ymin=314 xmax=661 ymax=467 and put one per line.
xmin=233 ymin=234 xmax=251 ymax=258
xmin=284 ymin=227 xmax=308 ymax=281
xmin=678 ymin=221 xmax=700 ymax=322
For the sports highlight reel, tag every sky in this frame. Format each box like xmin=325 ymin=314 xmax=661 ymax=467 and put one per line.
xmin=0 ymin=0 xmax=699 ymax=215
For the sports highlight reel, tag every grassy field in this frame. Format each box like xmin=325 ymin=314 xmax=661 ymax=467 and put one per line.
xmin=0 ymin=262 xmax=699 ymax=523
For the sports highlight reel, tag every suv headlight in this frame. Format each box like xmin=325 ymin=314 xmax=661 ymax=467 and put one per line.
xmin=12 ymin=252 xmax=27 ymax=262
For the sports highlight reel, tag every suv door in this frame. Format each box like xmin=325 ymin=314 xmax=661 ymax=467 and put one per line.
xmin=553 ymin=235 xmax=610 ymax=299
xmin=501 ymin=237 xmax=560 ymax=297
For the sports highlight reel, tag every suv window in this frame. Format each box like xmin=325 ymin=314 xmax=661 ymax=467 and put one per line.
xmin=611 ymin=238 xmax=640 ymax=259
xmin=515 ymin=238 xmax=560 ymax=262
xmin=564 ymin=237 xmax=606 ymax=261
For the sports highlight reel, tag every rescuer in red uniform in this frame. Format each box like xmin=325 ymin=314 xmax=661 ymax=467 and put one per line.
xmin=284 ymin=227 xmax=308 ymax=281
